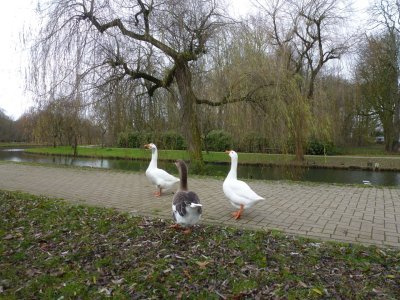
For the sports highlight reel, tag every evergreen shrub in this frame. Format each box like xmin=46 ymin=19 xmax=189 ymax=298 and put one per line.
xmin=205 ymin=130 xmax=232 ymax=152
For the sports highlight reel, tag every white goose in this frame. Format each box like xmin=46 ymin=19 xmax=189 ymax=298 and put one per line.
xmin=223 ymin=150 xmax=265 ymax=219
xmin=144 ymin=143 xmax=179 ymax=197
xmin=171 ymin=160 xmax=202 ymax=234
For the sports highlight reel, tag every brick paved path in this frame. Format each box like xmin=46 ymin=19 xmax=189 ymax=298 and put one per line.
xmin=1 ymin=162 xmax=399 ymax=248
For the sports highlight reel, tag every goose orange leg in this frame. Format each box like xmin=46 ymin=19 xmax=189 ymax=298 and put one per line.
xmin=153 ymin=187 xmax=162 ymax=197
xmin=231 ymin=204 xmax=244 ymax=220
xmin=170 ymin=224 xmax=181 ymax=230
xmin=170 ymin=224 xmax=192 ymax=234
xmin=183 ymin=228 xmax=192 ymax=234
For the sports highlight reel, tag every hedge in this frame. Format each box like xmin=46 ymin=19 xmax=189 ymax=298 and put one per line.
xmin=117 ymin=131 xmax=186 ymax=150
xmin=204 ymin=130 xmax=232 ymax=152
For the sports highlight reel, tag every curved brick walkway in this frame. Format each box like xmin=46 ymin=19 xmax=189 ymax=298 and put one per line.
xmin=0 ymin=162 xmax=399 ymax=248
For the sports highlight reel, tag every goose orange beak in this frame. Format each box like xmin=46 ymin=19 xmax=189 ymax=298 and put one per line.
xmin=144 ymin=144 xmax=150 ymax=149
xmin=225 ymin=150 xmax=231 ymax=154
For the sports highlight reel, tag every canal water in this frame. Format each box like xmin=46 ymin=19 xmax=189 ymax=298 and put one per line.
xmin=1 ymin=149 xmax=399 ymax=186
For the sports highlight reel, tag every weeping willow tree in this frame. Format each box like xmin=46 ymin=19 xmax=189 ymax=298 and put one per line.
xmin=195 ymin=17 xmax=279 ymax=151
xmin=199 ymin=6 xmax=348 ymax=158
xmin=254 ymin=0 xmax=351 ymax=160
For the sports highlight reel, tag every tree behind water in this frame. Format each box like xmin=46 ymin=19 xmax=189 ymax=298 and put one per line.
xmin=29 ymin=0 xmax=231 ymax=172
xmin=251 ymin=0 xmax=351 ymax=160
xmin=355 ymin=31 xmax=400 ymax=152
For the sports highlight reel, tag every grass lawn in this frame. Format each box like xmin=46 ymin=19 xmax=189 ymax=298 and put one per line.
xmin=1 ymin=190 xmax=399 ymax=299
xmin=337 ymin=145 xmax=396 ymax=156
xmin=25 ymin=146 xmax=286 ymax=164
xmin=25 ymin=146 xmax=400 ymax=170
xmin=0 ymin=142 xmax=39 ymax=148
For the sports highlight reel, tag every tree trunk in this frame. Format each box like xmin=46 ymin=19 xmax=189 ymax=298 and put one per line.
xmin=392 ymin=96 xmax=400 ymax=152
xmin=293 ymin=95 xmax=308 ymax=162
xmin=73 ymin=134 xmax=78 ymax=157
xmin=294 ymin=119 xmax=305 ymax=161
xmin=385 ymin=134 xmax=393 ymax=152
xmin=174 ymin=59 xmax=204 ymax=172
xmin=383 ymin=117 xmax=394 ymax=152
xmin=101 ymin=129 xmax=106 ymax=148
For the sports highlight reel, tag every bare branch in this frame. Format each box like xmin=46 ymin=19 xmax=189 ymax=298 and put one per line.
xmin=196 ymin=83 xmax=275 ymax=106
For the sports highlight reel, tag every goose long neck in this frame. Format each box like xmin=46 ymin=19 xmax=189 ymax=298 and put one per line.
xmin=179 ymin=163 xmax=188 ymax=191
xmin=227 ymin=156 xmax=238 ymax=180
xmin=149 ymin=148 xmax=158 ymax=168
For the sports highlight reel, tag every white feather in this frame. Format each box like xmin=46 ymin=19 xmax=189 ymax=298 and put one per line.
xmin=146 ymin=168 xmax=179 ymax=189
xmin=145 ymin=143 xmax=179 ymax=191
xmin=172 ymin=204 xmax=202 ymax=226
xmin=223 ymin=150 xmax=265 ymax=209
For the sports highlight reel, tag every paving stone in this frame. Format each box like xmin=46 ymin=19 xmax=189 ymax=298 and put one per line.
xmin=1 ymin=162 xmax=399 ymax=248
xmin=385 ymin=235 xmax=399 ymax=243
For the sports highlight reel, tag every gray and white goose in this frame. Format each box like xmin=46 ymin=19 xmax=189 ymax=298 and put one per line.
xmin=171 ymin=160 xmax=202 ymax=234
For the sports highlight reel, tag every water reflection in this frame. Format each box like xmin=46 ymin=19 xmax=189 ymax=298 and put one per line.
xmin=1 ymin=149 xmax=399 ymax=186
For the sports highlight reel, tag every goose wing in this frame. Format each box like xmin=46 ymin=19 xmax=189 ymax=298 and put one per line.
xmin=173 ymin=191 xmax=201 ymax=217
xmin=147 ymin=167 xmax=179 ymax=185
xmin=224 ymin=179 xmax=264 ymax=202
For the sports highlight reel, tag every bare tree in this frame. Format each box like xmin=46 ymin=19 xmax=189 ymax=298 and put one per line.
xmin=370 ymin=0 xmax=400 ymax=151
xmin=30 ymin=0 xmax=231 ymax=171
xmin=355 ymin=32 xmax=399 ymax=152
xmin=371 ymin=0 xmax=400 ymax=33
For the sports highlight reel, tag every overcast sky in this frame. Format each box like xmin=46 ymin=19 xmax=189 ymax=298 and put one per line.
xmin=0 ymin=0 xmax=38 ymax=120
xmin=0 ymin=0 xmax=370 ymax=120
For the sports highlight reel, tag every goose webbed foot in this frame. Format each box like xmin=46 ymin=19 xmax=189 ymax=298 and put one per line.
xmin=231 ymin=204 xmax=244 ymax=220
xmin=170 ymin=224 xmax=192 ymax=234
xmin=170 ymin=223 xmax=181 ymax=230
xmin=183 ymin=228 xmax=192 ymax=234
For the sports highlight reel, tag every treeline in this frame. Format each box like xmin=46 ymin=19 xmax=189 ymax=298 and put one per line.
xmin=0 ymin=101 xmax=101 ymax=148
xmin=118 ymin=130 xmax=337 ymax=155
xmin=0 ymin=109 xmax=22 ymax=142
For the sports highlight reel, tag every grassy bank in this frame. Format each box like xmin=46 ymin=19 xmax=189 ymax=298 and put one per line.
xmin=336 ymin=145 xmax=394 ymax=156
xmin=0 ymin=142 xmax=40 ymax=148
xmin=25 ymin=146 xmax=284 ymax=164
xmin=1 ymin=190 xmax=399 ymax=299
xmin=25 ymin=146 xmax=400 ymax=170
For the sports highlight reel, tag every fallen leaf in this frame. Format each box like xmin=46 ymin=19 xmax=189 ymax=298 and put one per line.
xmin=312 ymin=288 xmax=323 ymax=295
xmin=3 ymin=234 xmax=13 ymax=240
xmin=196 ymin=261 xmax=210 ymax=269
xmin=111 ymin=278 xmax=124 ymax=285
xmin=163 ymin=268 xmax=172 ymax=274
xmin=376 ymin=249 xmax=387 ymax=257
xmin=372 ymin=288 xmax=383 ymax=294
xmin=98 ymin=287 xmax=112 ymax=296
xmin=298 ymin=281 xmax=307 ymax=288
